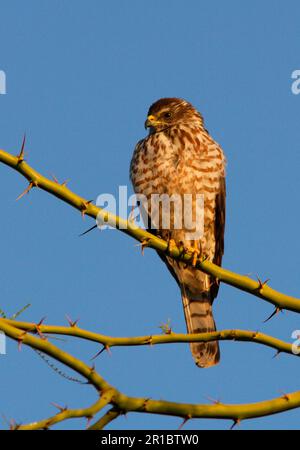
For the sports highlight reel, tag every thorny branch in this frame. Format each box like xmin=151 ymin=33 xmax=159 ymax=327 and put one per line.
xmin=1 ymin=318 xmax=300 ymax=430
xmin=0 ymin=147 xmax=299 ymax=314
xmin=0 ymin=143 xmax=300 ymax=429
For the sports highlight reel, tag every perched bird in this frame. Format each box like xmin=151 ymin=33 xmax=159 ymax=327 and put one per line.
xmin=130 ymin=98 xmax=226 ymax=368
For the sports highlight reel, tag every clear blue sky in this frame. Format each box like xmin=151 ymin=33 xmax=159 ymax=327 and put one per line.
xmin=0 ymin=0 xmax=300 ymax=430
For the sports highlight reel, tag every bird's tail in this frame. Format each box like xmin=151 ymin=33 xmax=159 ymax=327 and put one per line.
xmin=181 ymin=282 xmax=220 ymax=368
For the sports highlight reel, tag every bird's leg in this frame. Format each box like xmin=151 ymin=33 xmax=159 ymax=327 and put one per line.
xmin=166 ymin=238 xmax=178 ymax=255
xmin=184 ymin=241 xmax=201 ymax=267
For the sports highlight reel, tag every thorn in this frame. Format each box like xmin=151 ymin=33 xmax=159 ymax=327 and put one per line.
xmin=91 ymin=344 xmax=111 ymax=361
xmin=65 ymin=315 xmax=79 ymax=327
xmin=142 ymin=398 xmax=150 ymax=410
xmin=35 ymin=317 xmax=47 ymax=340
xmin=105 ymin=345 xmax=112 ymax=356
xmin=159 ymin=319 xmax=172 ymax=335
xmin=79 ymin=224 xmax=98 ymax=237
xmin=17 ymin=133 xmax=26 ymax=163
xmin=36 ymin=329 xmax=47 ymax=340
xmin=178 ymin=415 xmax=192 ymax=430
xmin=205 ymin=395 xmax=222 ymax=405
xmin=230 ymin=330 xmax=237 ymax=340
xmin=51 ymin=173 xmax=60 ymax=184
xmin=135 ymin=238 xmax=150 ymax=256
xmin=37 ymin=316 xmax=46 ymax=326
xmin=86 ymin=416 xmax=93 ymax=429
xmin=16 ymin=181 xmax=36 ymax=201
xmin=263 ymin=307 xmax=282 ymax=323
xmin=90 ymin=345 xmax=106 ymax=361
xmin=17 ymin=331 xmax=27 ymax=351
xmin=44 ymin=420 xmax=53 ymax=429
xmin=146 ymin=335 xmax=153 ymax=346
xmin=80 ymin=200 xmax=93 ymax=219
xmin=51 ymin=402 xmax=67 ymax=413
xmin=255 ymin=276 xmax=270 ymax=293
xmin=279 ymin=391 xmax=290 ymax=402
xmin=273 ymin=350 xmax=281 ymax=359
xmin=9 ymin=418 xmax=19 ymax=430
xmin=230 ymin=418 xmax=240 ymax=430
xmin=50 ymin=173 xmax=70 ymax=187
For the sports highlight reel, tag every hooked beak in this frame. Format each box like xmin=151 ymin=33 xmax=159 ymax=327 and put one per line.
xmin=144 ymin=114 xmax=159 ymax=129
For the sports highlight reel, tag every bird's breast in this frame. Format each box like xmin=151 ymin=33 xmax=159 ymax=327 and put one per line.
xmin=130 ymin=127 xmax=225 ymax=200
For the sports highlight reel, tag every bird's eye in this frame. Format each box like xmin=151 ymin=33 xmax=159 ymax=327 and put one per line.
xmin=163 ymin=112 xmax=172 ymax=119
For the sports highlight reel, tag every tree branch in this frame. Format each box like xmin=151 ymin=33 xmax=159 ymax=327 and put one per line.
xmin=1 ymin=145 xmax=300 ymax=429
xmin=88 ymin=407 xmax=122 ymax=430
xmin=16 ymin=394 xmax=113 ymax=430
xmin=1 ymin=317 xmax=300 ymax=429
xmin=0 ymin=318 xmax=111 ymax=393
xmin=2 ymin=318 xmax=298 ymax=359
xmin=0 ymin=147 xmax=299 ymax=313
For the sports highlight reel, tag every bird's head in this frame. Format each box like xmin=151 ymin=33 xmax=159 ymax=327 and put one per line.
xmin=144 ymin=97 xmax=203 ymax=133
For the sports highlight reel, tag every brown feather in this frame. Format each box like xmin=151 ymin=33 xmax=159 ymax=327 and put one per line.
xmin=130 ymin=98 xmax=226 ymax=368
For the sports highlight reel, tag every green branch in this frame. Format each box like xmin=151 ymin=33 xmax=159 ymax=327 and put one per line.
xmin=0 ymin=147 xmax=299 ymax=313
xmin=2 ymin=318 xmax=298 ymax=358
xmin=1 ymin=145 xmax=300 ymax=429
xmin=17 ymin=394 xmax=113 ymax=430
xmin=1 ymin=318 xmax=300 ymax=430
xmin=0 ymin=319 xmax=111 ymax=393
xmin=88 ymin=407 xmax=122 ymax=430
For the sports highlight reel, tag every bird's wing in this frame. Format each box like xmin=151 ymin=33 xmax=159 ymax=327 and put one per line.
xmin=210 ymin=176 xmax=226 ymax=299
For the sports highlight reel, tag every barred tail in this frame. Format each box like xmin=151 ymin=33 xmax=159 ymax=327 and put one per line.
xmin=181 ymin=284 xmax=220 ymax=368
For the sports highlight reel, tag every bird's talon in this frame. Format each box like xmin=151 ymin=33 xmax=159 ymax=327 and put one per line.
xmin=166 ymin=238 xmax=177 ymax=255
xmin=184 ymin=245 xmax=201 ymax=267
xmin=192 ymin=250 xmax=200 ymax=267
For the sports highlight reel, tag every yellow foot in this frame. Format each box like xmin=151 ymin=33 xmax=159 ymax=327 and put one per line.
xmin=184 ymin=244 xmax=201 ymax=267
xmin=167 ymin=238 xmax=178 ymax=255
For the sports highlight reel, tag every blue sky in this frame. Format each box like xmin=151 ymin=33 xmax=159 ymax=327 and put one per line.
xmin=0 ymin=0 xmax=300 ymax=430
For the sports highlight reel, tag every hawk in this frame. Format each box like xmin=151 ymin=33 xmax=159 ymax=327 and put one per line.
xmin=130 ymin=98 xmax=226 ymax=368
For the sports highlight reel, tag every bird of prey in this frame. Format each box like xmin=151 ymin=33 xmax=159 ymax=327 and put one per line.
xmin=130 ymin=98 xmax=226 ymax=368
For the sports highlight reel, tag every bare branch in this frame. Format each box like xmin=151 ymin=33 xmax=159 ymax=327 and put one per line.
xmin=0 ymin=148 xmax=299 ymax=313
xmin=2 ymin=318 xmax=299 ymax=359
xmin=1 ymin=146 xmax=300 ymax=429
xmin=88 ymin=407 xmax=122 ymax=430
xmin=1 ymin=318 xmax=300 ymax=429
xmin=17 ymin=394 xmax=113 ymax=430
